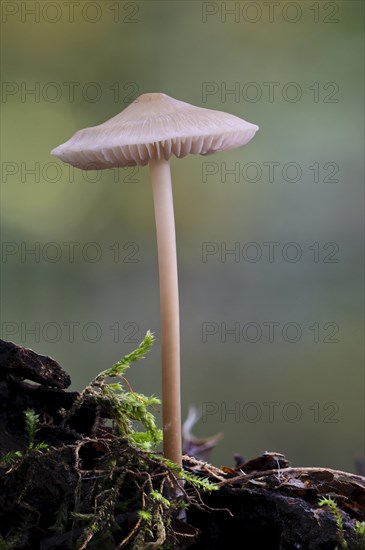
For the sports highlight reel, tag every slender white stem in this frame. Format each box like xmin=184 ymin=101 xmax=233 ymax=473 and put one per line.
xmin=150 ymin=158 xmax=182 ymax=467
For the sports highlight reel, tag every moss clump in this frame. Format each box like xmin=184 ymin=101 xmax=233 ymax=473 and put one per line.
xmin=0 ymin=332 xmax=215 ymax=549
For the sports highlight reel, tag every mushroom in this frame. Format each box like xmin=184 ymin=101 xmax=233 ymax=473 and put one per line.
xmin=51 ymin=93 xmax=258 ymax=467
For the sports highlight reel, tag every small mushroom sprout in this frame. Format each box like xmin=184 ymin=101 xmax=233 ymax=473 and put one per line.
xmin=51 ymin=93 xmax=258 ymax=466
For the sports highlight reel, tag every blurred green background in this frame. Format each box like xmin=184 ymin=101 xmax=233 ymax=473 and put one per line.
xmin=1 ymin=1 xmax=363 ymax=472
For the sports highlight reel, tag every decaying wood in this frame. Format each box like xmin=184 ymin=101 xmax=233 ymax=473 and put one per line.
xmin=0 ymin=339 xmax=70 ymax=389
xmin=0 ymin=340 xmax=364 ymax=550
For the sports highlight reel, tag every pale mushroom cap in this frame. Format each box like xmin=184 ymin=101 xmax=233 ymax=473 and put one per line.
xmin=51 ymin=93 xmax=259 ymax=169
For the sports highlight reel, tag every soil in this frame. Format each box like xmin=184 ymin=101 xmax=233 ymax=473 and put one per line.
xmin=0 ymin=339 xmax=364 ymax=550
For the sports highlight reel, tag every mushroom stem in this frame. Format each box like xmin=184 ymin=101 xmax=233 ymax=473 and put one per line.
xmin=150 ymin=158 xmax=182 ymax=467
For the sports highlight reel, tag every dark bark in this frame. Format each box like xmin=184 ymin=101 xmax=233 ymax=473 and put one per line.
xmin=0 ymin=339 xmax=71 ymax=389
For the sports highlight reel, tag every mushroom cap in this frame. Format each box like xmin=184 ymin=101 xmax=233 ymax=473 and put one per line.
xmin=51 ymin=93 xmax=259 ymax=169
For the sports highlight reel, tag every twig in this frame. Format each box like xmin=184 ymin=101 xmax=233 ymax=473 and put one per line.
xmin=217 ymin=466 xmax=365 ymax=488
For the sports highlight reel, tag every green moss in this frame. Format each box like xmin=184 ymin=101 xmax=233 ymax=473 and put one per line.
xmin=63 ymin=330 xmax=162 ymax=451
xmin=0 ymin=332 xmax=216 ymax=548
xmin=0 ymin=409 xmax=49 ymax=467
xmin=319 ymin=496 xmax=347 ymax=549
